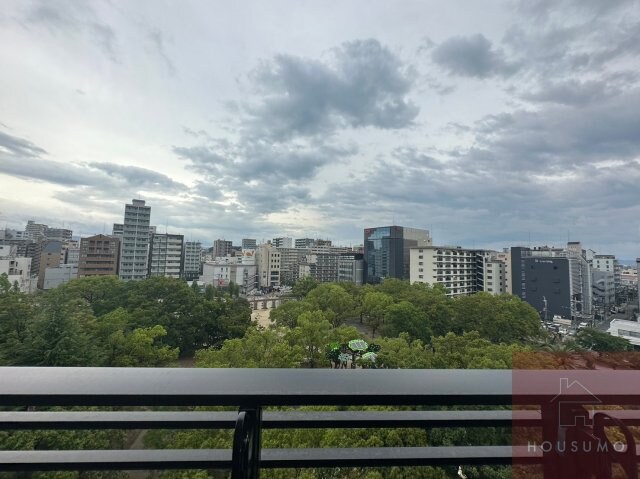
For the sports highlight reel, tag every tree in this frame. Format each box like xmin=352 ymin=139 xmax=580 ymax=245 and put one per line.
xmin=196 ymin=327 xmax=304 ymax=368
xmin=381 ymin=301 xmax=431 ymax=343
xmin=292 ymin=276 xmax=319 ymax=299
xmin=431 ymin=331 xmax=526 ymax=369
xmin=576 ymin=328 xmax=633 ymax=352
xmin=105 ymin=325 xmax=179 ymax=367
xmin=362 ymin=291 xmax=394 ymax=338
xmin=269 ymin=300 xmax=313 ymax=329
xmin=287 ymin=310 xmax=333 ymax=368
xmin=451 ymin=293 xmax=541 ymax=343
xmin=305 ymin=284 xmax=355 ymax=327
xmin=375 ymin=333 xmax=432 ymax=369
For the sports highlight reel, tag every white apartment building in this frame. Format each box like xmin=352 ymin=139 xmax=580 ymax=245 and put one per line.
xmin=483 ymin=256 xmax=507 ymax=295
xmin=200 ymin=250 xmax=257 ymax=291
xmin=620 ymin=268 xmax=638 ymax=287
xmin=148 ymin=233 xmax=184 ymax=279
xmin=0 ymin=246 xmax=32 ymax=292
xmin=410 ymin=246 xmax=489 ymax=297
xmin=256 ymin=243 xmax=280 ymax=289
xmin=119 ymin=199 xmax=151 ymax=281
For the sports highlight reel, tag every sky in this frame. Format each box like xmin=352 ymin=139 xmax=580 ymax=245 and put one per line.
xmin=0 ymin=0 xmax=639 ymax=258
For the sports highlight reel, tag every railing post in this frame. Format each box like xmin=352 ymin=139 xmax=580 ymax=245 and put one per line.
xmin=232 ymin=407 xmax=262 ymax=479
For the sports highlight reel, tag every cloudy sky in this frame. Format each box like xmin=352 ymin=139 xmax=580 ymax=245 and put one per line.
xmin=1 ymin=0 xmax=639 ymax=258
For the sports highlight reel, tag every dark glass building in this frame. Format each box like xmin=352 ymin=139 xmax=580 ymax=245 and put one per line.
xmin=364 ymin=226 xmax=431 ymax=284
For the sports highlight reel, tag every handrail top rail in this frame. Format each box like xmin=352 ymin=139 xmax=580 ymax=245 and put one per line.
xmin=2 ymin=368 xmax=640 ymax=406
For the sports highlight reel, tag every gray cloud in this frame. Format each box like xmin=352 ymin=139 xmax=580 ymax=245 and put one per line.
xmin=431 ymin=34 xmax=518 ymax=78
xmin=148 ymin=29 xmax=176 ymax=75
xmin=0 ymin=130 xmax=47 ymax=158
xmin=247 ymin=39 xmax=419 ymax=139
xmin=23 ymin=0 xmax=120 ymax=62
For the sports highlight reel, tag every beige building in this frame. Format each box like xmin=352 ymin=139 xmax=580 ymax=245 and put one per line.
xmin=78 ymin=234 xmax=120 ymax=277
xmin=256 ymin=243 xmax=280 ymax=290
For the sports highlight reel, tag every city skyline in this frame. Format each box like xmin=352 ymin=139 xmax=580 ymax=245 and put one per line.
xmin=1 ymin=1 xmax=640 ymax=258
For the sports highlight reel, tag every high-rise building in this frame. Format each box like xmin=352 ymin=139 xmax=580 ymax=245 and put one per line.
xmin=46 ymin=228 xmax=73 ymax=242
xmin=25 ymin=221 xmax=48 ymax=241
xmin=183 ymin=241 xmax=202 ymax=281
xmin=148 ymin=233 xmax=184 ymax=279
xmin=118 ymin=199 xmax=151 ymax=281
xmin=241 ymin=238 xmax=257 ymax=250
xmin=364 ymin=226 xmax=431 ymax=283
xmin=272 ymin=237 xmax=293 ymax=248
xmin=112 ymin=223 xmax=124 ymax=239
xmin=78 ymin=234 xmax=120 ymax=277
xmin=511 ymin=245 xmax=592 ymax=321
xmin=255 ymin=243 xmax=280 ymax=290
xmin=213 ymin=239 xmax=233 ymax=258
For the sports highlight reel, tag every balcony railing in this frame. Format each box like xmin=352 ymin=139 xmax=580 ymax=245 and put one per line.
xmin=1 ymin=368 xmax=640 ymax=478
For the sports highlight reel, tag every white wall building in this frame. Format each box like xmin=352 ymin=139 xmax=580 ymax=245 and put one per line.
xmin=148 ymin=233 xmax=184 ymax=279
xmin=43 ymin=264 xmax=77 ymax=290
xmin=255 ymin=243 xmax=280 ymax=289
xmin=119 ymin=199 xmax=151 ymax=281
xmin=0 ymin=246 xmax=32 ymax=292
xmin=483 ymin=256 xmax=507 ymax=295
xmin=272 ymin=237 xmax=293 ymax=248
xmin=608 ymin=319 xmax=640 ymax=347
xmin=410 ymin=246 xmax=491 ymax=297
xmin=200 ymin=250 xmax=257 ymax=291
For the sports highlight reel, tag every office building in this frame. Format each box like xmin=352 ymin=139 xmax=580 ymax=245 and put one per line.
xmin=278 ymin=247 xmax=308 ymax=285
xmin=183 ymin=241 xmax=202 ymax=281
xmin=118 ymin=199 xmax=151 ymax=281
xmin=213 ymin=239 xmax=233 ymax=259
xmin=337 ymin=253 xmax=364 ymax=285
xmin=272 ymin=237 xmax=293 ymax=248
xmin=78 ymin=234 xmax=120 ymax=277
xmin=295 ymin=238 xmax=315 ymax=249
xmin=511 ymin=245 xmax=592 ymax=321
xmin=148 ymin=233 xmax=184 ymax=279
xmin=364 ymin=226 xmax=431 ymax=283
xmin=241 ymin=238 xmax=257 ymax=250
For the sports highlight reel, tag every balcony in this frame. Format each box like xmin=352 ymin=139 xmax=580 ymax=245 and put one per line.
xmin=1 ymin=368 xmax=640 ymax=478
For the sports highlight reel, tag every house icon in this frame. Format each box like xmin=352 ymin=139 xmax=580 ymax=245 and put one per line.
xmin=551 ymin=378 xmax=602 ymax=428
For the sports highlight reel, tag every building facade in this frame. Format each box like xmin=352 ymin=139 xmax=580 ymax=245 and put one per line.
xmin=37 ymin=240 xmax=63 ymax=289
xmin=272 ymin=237 xmax=293 ymax=248
xmin=118 ymin=199 xmax=151 ymax=281
xmin=241 ymin=238 xmax=257 ymax=250
xmin=255 ymin=243 xmax=280 ymax=290
xmin=511 ymin=245 xmax=592 ymax=321
xmin=78 ymin=234 xmax=120 ymax=277
xmin=200 ymin=250 xmax=257 ymax=292
xmin=148 ymin=233 xmax=184 ymax=279
xmin=183 ymin=241 xmax=202 ymax=281
xmin=213 ymin=239 xmax=233 ymax=259
xmin=43 ymin=264 xmax=77 ymax=290
xmin=409 ymin=246 xmax=491 ymax=297
xmin=0 ymin=246 xmax=32 ymax=292
xmin=364 ymin=226 xmax=431 ymax=283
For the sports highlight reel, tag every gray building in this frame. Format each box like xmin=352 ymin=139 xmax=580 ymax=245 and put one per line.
xmin=364 ymin=226 xmax=431 ymax=283
xmin=511 ymin=246 xmax=592 ymax=321
xmin=119 ymin=199 xmax=151 ymax=281
xmin=213 ymin=239 xmax=233 ymax=258
xmin=183 ymin=241 xmax=202 ymax=281
xmin=241 ymin=238 xmax=257 ymax=250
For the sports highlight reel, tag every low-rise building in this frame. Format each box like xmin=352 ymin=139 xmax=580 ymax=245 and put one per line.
xmin=43 ymin=264 xmax=77 ymax=290
xmin=608 ymin=319 xmax=640 ymax=348
xmin=200 ymin=250 xmax=257 ymax=292
xmin=0 ymin=245 xmax=32 ymax=292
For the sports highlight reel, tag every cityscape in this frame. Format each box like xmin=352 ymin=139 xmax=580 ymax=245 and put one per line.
xmin=2 ymin=0 xmax=640 ymax=476
xmin=2 ymin=197 xmax=639 ymax=346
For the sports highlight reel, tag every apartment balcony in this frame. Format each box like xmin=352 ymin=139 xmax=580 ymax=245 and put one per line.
xmin=1 ymin=368 xmax=640 ymax=478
